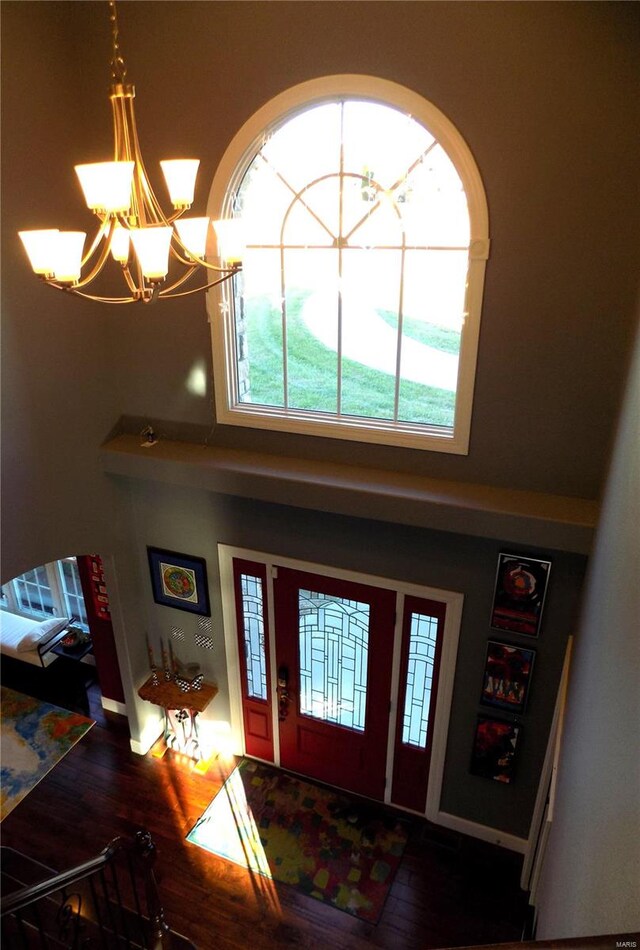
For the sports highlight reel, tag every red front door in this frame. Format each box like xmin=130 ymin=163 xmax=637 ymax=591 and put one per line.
xmin=273 ymin=567 xmax=396 ymax=800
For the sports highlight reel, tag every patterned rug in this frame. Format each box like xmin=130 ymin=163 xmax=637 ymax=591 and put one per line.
xmin=1 ymin=686 xmax=94 ymax=820
xmin=187 ymin=758 xmax=409 ymax=923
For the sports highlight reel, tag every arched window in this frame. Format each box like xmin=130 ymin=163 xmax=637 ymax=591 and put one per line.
xmin=208 ymin=76 xmax=489 ymax=454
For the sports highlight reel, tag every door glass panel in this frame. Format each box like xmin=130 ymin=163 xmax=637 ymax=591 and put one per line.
xmin=298 ymin=589 xmax=370 ymax=732
xmin=402 ymin=612 xmax=438 ymax=748
xmin=240 ymin=573 xmax=268 ymax=700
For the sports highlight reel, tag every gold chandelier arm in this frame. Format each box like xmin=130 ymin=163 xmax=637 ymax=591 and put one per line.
xmin=128 ymin=102 xmax=172 ymax=226
xmin=120 ymin=261 xmax=143 ymax=296
xmin=158 ymin=270 xmax=239 ymax=300
xmin=168 ymin=241 xmax=242 ymax=275
xmin=34 ymin=280 xmax=137 ymax=303
xmin=158 ymin=262 xmax=201 ymax=295
xmin=73 ymin=220 xmax=117 ymax=288
xmin=168 ymin=245 xmax=234 ymax=273
xmin=64 ymin=290 xmax=138 ymax=303
xmin=199 ymin=259 xmax=242 ymax=274
xmin=80 ymin=218 xmax=111 ymax=267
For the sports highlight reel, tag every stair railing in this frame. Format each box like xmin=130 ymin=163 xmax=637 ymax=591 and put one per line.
xmin=1 ymin=830 xmax=175 ymax=949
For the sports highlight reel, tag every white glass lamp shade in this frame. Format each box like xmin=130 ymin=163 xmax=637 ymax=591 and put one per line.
xmin=109 ymin=223 xmax=130 ymax=263
xmin=174 ymin=216 xmax=210 ymax=260
xmin=130 ymin=226 xmax=173 ymax=280
xmin=53 ymin=231 xmax=86 ymax=284
xmin=213 ymin=218 xmax=244 ymax=264
xmin=160 ymin=159 xmax=200 ymax=209
xmin=75 ymin=162 xmax=134 ymax=213
xmin=18 ymin=229 xmax=60 ymax=276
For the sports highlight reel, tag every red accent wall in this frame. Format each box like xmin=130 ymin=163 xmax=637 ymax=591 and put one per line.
xmin=77 ymin=555 xmax=125 ymax=704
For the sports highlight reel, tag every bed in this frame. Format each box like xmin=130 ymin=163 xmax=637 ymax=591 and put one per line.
xmin=0 ymin=611 xmax=69 ymax=668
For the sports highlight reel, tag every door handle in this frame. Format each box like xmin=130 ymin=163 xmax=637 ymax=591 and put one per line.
xmin=277 ymin=664 xmax=291 ymax=721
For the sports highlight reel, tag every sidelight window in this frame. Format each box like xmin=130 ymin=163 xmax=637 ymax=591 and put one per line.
xmin=239 ymin=572 xmax=268 ymax=701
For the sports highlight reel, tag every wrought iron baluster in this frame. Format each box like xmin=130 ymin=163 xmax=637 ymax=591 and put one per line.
xmin=98 ymin=866 xmax=122 ymax=945
xmin=126 ymin=852 xmax=146 ymax=947
xmin=88 ymin=875 xmax=109 ymax=950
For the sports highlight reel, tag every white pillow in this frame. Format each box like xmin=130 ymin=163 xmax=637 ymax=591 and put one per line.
xmin=17 ymin=617 xmax=69 ymax=652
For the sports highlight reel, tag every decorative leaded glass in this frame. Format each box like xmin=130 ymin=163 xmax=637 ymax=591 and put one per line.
xmin=402 ymin=612 xmax=438 ymax=748
xmin=298 ymin=589 xmax=370 ymax=732
xmin=240 ymin=573 xmax=267 ymax=701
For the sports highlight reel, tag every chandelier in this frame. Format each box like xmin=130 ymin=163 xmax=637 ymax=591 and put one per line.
xmin=18 ymin=1 xmax=242 ymax=304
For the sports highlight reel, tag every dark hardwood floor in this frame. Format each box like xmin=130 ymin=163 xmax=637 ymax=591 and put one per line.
xmin=1 ymin=684 xmax=530 ymax=949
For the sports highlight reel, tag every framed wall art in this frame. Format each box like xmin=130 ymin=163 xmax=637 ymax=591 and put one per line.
xmin=147 ymin=547 xmax=211 ymax=616
xmin=470 ymin=716 xmax=521 ymax=784
xmin=481 ymin=640 xmax=535 ymax=715
xmin=490 ymin=552 xmax=551 ymax=637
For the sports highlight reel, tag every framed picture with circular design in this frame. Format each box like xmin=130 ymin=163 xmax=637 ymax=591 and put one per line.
xmin=490 ymin=552 xmax=551 ymax=638
xmin=147 ymin=547 xmax=211 ymax=616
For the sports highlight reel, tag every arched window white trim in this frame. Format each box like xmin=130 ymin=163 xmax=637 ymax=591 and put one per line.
xmin=207 ymin=75 xmax=490 ymax=455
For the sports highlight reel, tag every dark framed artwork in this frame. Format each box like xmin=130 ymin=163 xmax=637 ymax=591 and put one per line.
xmin=470 ymin=716 xmax=521 ymax=784
xmin=490 ymin=552 xmax=551 ymax=638
xmin=147 ymin=547 xmax=211 ymax=616
xmin=481 ymin=640 xmax=535 ymax=715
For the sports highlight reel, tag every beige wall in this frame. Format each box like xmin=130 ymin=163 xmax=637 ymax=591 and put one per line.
xmin=536 ymin=313 xmax=640 ymax=938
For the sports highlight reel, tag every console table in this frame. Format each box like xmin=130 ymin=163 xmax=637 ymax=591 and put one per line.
xmin=138 ymin=675 xmax=218 ymax=762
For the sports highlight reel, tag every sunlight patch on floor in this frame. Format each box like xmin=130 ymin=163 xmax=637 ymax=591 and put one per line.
xmin=190 ymin=767 xmax=273 ymax=878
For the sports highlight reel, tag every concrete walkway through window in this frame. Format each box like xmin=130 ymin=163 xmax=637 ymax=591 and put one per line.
xmin=302 ymin=291 xmax=459 ymax=392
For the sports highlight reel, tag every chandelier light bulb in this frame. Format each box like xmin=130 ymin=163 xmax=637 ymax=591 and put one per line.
xmin=75 ymin=161 xmax=135 ymax=213
xmin=130 ymin=226 xmax=173 ymax=280
xmin=213 ymin=219 xmax=245 ymax=264
xmin=109 ymin=223 xmax=130 ymax=263
xmin=174 ymin=217 xmax=210 ymax=260
xmin=53 ymin=231 xmax=87 ymax=284
xmin=160 ymin=159 xmax=200 ymax=209
xmin=18 ymin=230 xmax=61 ymax=276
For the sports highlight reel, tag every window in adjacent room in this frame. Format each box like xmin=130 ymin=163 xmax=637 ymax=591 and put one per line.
xmin=208 ymin=76 xmax=490 ymax=454
xmin=1 ymin=557 xmax=89 ymax=629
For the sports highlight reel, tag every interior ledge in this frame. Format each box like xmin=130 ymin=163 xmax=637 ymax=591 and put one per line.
xmin=100 ymin=434 xmax=598 ymax=554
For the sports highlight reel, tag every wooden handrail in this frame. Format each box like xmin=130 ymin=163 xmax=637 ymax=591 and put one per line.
xmin=1 ymin=838 xmax=122 ymax=916
xmin=1 ymin=830 xmax=177 ymax=950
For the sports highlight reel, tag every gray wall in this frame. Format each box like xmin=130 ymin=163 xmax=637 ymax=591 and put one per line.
xmin=116 ymin=475 xmax=585 ymax=840
xmin=1 ymin=0 xmax=637 ymax=873
xmin=535 ymin=317 xmax=640 ymax=938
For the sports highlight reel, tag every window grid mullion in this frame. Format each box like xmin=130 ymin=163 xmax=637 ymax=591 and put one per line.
xmin=279 ymin=244 xmax=289 ymax=409
xmin=393 ymin=245 xmax=407 ymax=423
xmin=47 ymin=562 xmax=66 ymax=617
xmin=336 ymin=102 xmax=345 ymax=417
xmin=5 ymin=582 xmax=19 ymax=613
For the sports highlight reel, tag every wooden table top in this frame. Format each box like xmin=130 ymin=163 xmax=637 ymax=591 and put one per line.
xmin=138 ymin=674 xmax=218 ymax=712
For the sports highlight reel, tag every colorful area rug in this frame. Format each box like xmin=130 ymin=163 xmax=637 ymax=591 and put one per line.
xmin=187 ymin=758 xmax=409 ymax=922
xmin=1 ymin=686 xmax=94 ymax=820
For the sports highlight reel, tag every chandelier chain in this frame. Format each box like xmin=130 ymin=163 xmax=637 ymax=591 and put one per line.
xmin=108 ymin=0 xmax=127 ymax=83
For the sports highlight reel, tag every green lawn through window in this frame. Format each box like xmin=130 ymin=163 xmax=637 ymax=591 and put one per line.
xmin=240 ymin=292 xmax=458 ymax=427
